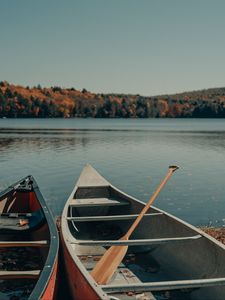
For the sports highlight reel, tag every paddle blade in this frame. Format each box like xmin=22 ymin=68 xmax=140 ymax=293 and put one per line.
xmin=90 ymin=244 xmax=128 ymax=284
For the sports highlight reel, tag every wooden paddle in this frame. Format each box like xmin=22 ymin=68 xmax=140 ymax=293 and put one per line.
xmin=90 ymin=165 xmax=179 ymax=285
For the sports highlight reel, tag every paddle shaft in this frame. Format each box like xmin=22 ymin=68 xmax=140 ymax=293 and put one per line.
xmin=124 ymin=165 xmax=178 ymax=239
xmin=91 ymin=165 xmax=179 ymax=284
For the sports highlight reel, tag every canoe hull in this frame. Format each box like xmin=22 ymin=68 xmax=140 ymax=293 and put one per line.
xmin=60 ymin=230 xmax=101 ymax=300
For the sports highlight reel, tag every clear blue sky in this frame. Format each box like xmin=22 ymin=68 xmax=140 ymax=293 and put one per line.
xmin=1 ymin=0 xmax=225 ymax=96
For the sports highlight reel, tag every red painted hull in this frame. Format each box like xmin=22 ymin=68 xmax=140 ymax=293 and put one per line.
xmin=60 ymin=232 xmax=100 ymax=300
xmin=41 ymin=257 xmax=58 ymax=300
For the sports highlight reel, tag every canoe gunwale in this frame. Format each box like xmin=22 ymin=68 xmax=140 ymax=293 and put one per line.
xmin=0 ymin=175 xmax=59 ymax=300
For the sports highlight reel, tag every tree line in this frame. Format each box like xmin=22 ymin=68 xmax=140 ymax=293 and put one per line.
xmin=1 ymin=81 xmax=225 ymax=118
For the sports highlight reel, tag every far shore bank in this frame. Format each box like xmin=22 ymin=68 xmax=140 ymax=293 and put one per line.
xmin=1 ymin=81 xmax=225 ymax=118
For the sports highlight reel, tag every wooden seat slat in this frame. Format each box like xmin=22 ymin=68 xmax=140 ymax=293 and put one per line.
xmin=0 ymin=240 xmax=48 ymax=247
xmin=0 ymin=270 xmax=40 ymax=279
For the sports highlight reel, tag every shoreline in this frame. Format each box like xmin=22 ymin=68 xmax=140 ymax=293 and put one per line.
xmin=201 ymin=227 xmax=225 ymax=244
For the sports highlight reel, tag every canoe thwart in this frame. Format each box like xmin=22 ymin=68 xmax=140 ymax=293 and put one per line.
xmin=67 ymin=212 xmax=163 ymax=222
xmin=101 ymin=277 xmax=225 ymax=292
xmin=71 ymin=235 xmax=202 ymax=246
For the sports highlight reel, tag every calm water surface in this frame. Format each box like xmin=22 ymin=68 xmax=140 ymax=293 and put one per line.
xmin=0 ymin=118 xmax=225 ymax=227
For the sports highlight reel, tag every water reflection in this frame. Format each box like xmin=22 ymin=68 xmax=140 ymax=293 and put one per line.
xmin=0 ymin=130 xmax=225 ymax=154
xmin=0 ymin=119 xmax=225 ymax=227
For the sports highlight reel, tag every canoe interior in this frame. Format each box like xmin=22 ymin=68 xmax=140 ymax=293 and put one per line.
xmin=0 ymin=176 xmax=58 ymax=300
xmin=67 ymin=182 xmax=225 ymax=300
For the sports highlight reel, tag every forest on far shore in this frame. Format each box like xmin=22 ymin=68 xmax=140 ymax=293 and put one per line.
xmin=1 ymin=81 xmax=225 ymax=118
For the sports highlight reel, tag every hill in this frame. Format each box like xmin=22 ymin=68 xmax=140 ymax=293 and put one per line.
xmin=1 ymin=81 xmax=225 ymax=118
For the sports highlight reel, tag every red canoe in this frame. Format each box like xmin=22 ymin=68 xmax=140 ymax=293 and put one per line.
xmin=0 ymin=176 xmax=59 ymax=300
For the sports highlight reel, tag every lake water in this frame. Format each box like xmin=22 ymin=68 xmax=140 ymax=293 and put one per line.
xmin=0 ymin=118 xmax=225 ymax=227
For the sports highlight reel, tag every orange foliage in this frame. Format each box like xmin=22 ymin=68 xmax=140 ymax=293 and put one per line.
xmin=1 ymin=81 xmax=225 ymax=118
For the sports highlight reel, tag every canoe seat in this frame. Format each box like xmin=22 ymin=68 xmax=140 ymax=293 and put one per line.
xmin=69 ymin=198 xmax=130 ymax=208
xmin=0 ymin=270 xmax=40 ymax=279
xmin=0 ymin=240 xmax=48 ymax=247
xmin=0 ymin=209 xmax=45 ymax=232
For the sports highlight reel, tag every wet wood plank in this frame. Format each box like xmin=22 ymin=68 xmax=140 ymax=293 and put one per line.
xmin=0 ymin=240 xmax=48 ymax=247
xmin=0 ymin=270 xmax=40 ymax=279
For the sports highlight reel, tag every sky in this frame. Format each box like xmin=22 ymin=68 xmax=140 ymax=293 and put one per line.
xmin=1 ymin=0 xmax=225 ymax=96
